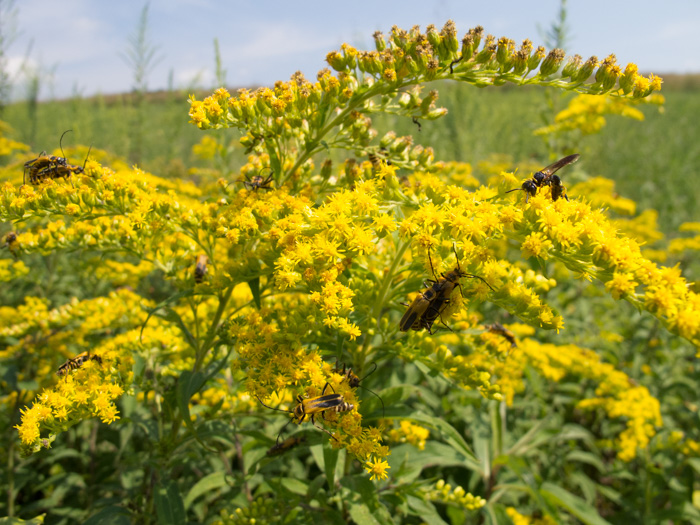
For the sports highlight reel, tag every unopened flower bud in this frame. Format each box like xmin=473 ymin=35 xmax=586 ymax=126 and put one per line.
xmin=562 ymin=54 xmax=582 ymax=79
xmin=528 ymin=46 xmax=546 ymax=70
xmin=574 ymin=56 xmax=598 ymax=83
xmin=373 ymin=31 xmax=386 ymax=52
xmin=539 ymin=48 xmax=565 ymax=77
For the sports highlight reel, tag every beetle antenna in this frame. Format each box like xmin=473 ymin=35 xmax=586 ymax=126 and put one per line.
xmin=59 ymin=129 xmax=73 ymax=161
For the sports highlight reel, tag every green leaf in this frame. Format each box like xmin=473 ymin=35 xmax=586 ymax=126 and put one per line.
xmin=324 ymin=445 xmax=339 ymax=489
xmin=248 ymin=277 xmax=261 ymax=309
xmin=408 ymin=412 xmax=480 ymax=470
xmin=406 ymin=495 xmax=449 ymax=525
xmin=177 ymin=370 xmax=206 ymax=435
xmin=0 ymin=517 xmax=47 ymax=525
xmin=348 ymin=503 xmax=382 ymax=525
xmin=83 ymin=507 xmax=132 ymax=525
xmin=280 ymin=477 xmax=310 ymax=496
xmin=184 ymin=471 xmax=229 ymax=510
xmin=565 ymin=450 xmax=606 ymax=472
xmin=540 ymin=482 xmax=612 ymax=525
xmin=154 ymin=480 xmax=186 ymax=525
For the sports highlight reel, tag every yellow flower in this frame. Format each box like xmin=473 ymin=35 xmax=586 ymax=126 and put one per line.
xmin=364 ymin=456 xmax=390 ymax=481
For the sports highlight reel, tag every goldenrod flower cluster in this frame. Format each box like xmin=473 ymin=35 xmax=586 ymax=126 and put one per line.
xmin=387 ymin=420 xmax=431 ymax=450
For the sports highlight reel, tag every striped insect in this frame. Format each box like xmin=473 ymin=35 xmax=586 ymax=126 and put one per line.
xmin=240 ymin=167 xmax=274 ymax=191
xmin=2 ymin=232 xmax=17 ymax=256
xmin=31 ymin=144 xmax=93 ymax=186
xmin=506 ymin=154 xmax=580 ymax=203
xmin=194 ymin=254 xmax=208 ymax=283
xmin=485 ymin=322 xmax=517 ymax=348
xmin=400 ymin=246 xmax=493 ymax=334
xmin=257 ymin=383 xmax=354 ymax=443
xmin=266 ymin=435 xmax=307 ymax=457
xmin=334 ymin=361 xmax=385 ymax=417
xmin=57 ymin=352 xmax=102 ymax=376
xmin=23 ymin=130 xmax=73 ymax=186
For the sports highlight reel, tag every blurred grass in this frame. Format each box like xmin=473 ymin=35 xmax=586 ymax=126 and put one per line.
xmin=2 ymin=78 xmax=698 ymax=233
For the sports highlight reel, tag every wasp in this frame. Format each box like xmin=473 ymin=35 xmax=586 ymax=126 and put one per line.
xmin=506 ymin=154 xmax=580 ymax=203
xmin=194 ymin=254 xmax=208 ymax=283
xmin=334 ymin=361 xmax=385 ymax=417
xmin=266 ymin=435 xmax=307 ymax=456
xmin=257 ymin=384 xmax=354 ymax=443
xmin=240 ymin=167 xmax=274 ymax=191
xmin=31 ymin=144 xmax=93 ymax=186
xmin=23 ymin=130 xmax=74 ymax=185
xmin=57 ymin=352 xmax=102 ymax=376
xmin=485 ymin=322 xmax=517 ymax=348
xmin=400 ymin=245 xmax=493 ymax=334
xmin=2 ymin=232 xmax=17 ymax=256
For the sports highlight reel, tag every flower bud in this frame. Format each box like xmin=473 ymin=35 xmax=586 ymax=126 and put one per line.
xmin=528 ymin=46 xmax=546 ymax=70
xmin=539 ymin=48 xmax=565 ymax=77
xmin=441 ymin=20 xmax=459 ymax=54
xmin=373 ymin=31 xmax=386 ymax=52
xmin=574 ymin=56 xmax=598 ymax=83
xmin=619 ymin=63 xmax=639 ymax=94
xmin=475 ymin=35 xmax=496 ymax=64
xmin=562 ymin=54 xmax=582 ymax=79
xmin=326 ymin=51 xmax=346 ymax=72
xmin=426 ymin=24 xmax=441 ymax=50
xmin=496 ymin=37 xmax=514 ymax=69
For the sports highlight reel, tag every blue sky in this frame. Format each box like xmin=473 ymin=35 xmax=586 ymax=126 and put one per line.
xmin=6 ymin=0 xmax=700 ymax=100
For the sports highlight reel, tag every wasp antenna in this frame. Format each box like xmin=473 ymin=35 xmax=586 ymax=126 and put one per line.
xmin=357 ymin=384 xmax=385 ymax=419
xmin=275 ymin=417 xmax=297 ymax=445
xmin=465 ymin=273 xmax=495 ymax=292
xmin=321 ymin=382 xmax=336 ymax=396
xmin=505 ymin=188 xmax=522 ymax=194
xmin=256 ymin=396 xmax=293 ymax=414
xmin=59 ymin=129 xmax=73 ymax=160
xmin=426 ymin=245 xmax=440 ymax=281
xmin=357 ymin=361 xmax=378 ymax=383
xmin=82 ymin=144 xmax=93 ymax=171
xmin=311 ymin=421 xmax=338 ymax=441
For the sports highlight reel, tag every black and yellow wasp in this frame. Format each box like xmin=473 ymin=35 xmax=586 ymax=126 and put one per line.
xmin=400 ymin=245 xmax=493 ymax=334
xmin=194 ymin=254 xmax=208 ymax=283
xmin=257 ymin=384 xmax=354 ymax=443
xmin=266 ymin=435 xmax=307 ymax=457
xmin=57 ymin=352 xmax=102 ymax=376
xmin=240 ymin=167 xmax=274 ymax=191
xmin=24 ymin=130 xmax=92 ymax=186
xmin=506 ymin=154 xmax=580 ymax=203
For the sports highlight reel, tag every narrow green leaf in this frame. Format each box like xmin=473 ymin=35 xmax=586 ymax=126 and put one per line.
xmin=408 ymin=412 xmax=480 ymax=471
xmin=177 ymin=370 xmax=206 ymax=434
xmin=540 ymin=482 xmax=612 ymax=525
xmin=154 ymin=480 xmax=186 ymax=525
xmin=323 ymin=445 xmax=339 ymax=489
xmin=83 ymin=506 xmax=132 ymax=525
xmin=406 ymin=495 xmax=449 ymax=525
xmin=184 ymin=471 xmax=228 ymax=510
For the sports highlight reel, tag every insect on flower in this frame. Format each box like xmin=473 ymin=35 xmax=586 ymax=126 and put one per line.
xmin=506 ymin=154 xmax=580 ymax=203
xmin=23 ymin=130 xmax=73 ymax=186
xmin=334 ymin=361 xmax=385 ymax=417
xmin=400 ymin=245 xmax=494 ymax=334
xmin=485 ymin=322 xmax=517 ymax=348
xmin=240 ymin=167 xmax=274 ymax=191
xmin=257 ymin=383 xmax=354 ymax=443
xmin=266 ymin=435 xmax=307 ymax=456
xmin=194 ymin=254 xmax=208 ymax=283
xmin=57 ymin=352 xmax=102 ymax=376
xmin=32 ymin=144 xmax=93 ymax=186
xmin=2 ymin=232 xmax=17 ymax=256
